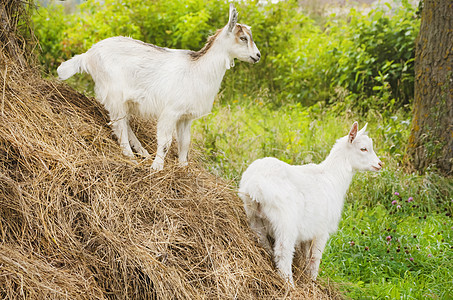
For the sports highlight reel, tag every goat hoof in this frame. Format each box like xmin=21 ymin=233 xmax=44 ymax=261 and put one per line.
xmin=122 ymin=149 xmax=135 ymax=159
xmin=135 ymin=147 xmax=150 ymax=158
xmin=151 ymin=161 xmax=164 ymax=171
xmin=178 ymin=161 xmax=188 ymax=168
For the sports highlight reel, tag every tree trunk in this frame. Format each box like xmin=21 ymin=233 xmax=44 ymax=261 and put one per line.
xmin=406 ymin=0 xmax=453 ymax=176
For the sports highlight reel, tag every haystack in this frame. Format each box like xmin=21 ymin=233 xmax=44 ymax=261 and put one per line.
xmin=0 ymin=1 xmax=339 ymax=298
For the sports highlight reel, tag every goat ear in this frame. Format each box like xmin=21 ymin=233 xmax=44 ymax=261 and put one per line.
xmin=348 ymin=121 xmax=358 ymax=143
xmin=227 ymin=3 xmax=238 ymax=32
xmin=357 ymin=123 xmax=368 ymax=136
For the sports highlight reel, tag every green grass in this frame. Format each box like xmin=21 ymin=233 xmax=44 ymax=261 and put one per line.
xmin=323 ymin=172 xmax=453 ymax=299
xmin=192 ymin=99 xmax=453 ymax=299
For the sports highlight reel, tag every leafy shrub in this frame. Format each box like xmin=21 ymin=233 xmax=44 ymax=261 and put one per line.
xmin=325 ymin=1 xmax=419 ymax=111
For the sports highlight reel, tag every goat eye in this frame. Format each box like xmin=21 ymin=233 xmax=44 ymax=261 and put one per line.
xmin=360 ymin=148 xmax=368 ymax=152
xmin=240 ymin=36 xmax=248 ymax=42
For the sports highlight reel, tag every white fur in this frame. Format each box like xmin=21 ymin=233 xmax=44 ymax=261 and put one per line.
xmin=57 ymin=4 xmax=260 ymax=170
xmin=238 ymin=122 xmax=382 ymax=285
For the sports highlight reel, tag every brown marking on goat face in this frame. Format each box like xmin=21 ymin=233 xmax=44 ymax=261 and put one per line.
xmin=235 ymin=24 xmax=244 ymax=34
xmin=244 ymin=26 xmax=255 ymax=49
xmin=234 ymin=24 xmax=254 ymax=48
xmin=189 ymin=29 xmax=222 ymax=60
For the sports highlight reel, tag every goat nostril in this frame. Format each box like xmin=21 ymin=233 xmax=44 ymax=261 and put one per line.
xmin=378 ymin=161 xmax=383 ymax=167
xmin=257 ymin=53 xmax=261 ymax=58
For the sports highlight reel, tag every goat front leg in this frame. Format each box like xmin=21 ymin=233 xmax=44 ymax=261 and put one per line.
xmin=307 ymin=234 xmax=329 ymax=280
xmin=176 ymin=119 xmax=192 ymax=167
xmin=152 ymin=115 xmax=177 ymax=171
xmin=111 ymin=116 xmax=134 ymax=158
xmin=273 ymin=233 xmax=296 ymax=286
xmin=127 ymin=123 xmax=150 ymax=158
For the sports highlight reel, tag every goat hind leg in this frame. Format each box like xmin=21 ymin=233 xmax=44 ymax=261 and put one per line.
xmin=273 ymin=234 xmax=296 ymax=286
xmin=245 ymin=200 xmax=272 ymax=253
xmin=127 ymin=124 xmax=150 ymax=157
xmin=103 ymin=90 xmax=134 ymax=158
xmin=250 ymin=214 xmax=272 ymax=254
xmin=111 ymin=117 xmax=134 ymax=158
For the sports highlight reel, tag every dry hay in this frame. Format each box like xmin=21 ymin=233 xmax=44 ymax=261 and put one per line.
xmin=0 ymin=5 xmax=341 ymax=300
xmin=0 ymin=0 xmax=36 ymax=68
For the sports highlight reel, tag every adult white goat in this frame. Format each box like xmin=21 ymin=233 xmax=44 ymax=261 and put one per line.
xmin=238 ymin=122 xmax=382 ymax=285
xmin=57 ymin=4 xmax=260 ymax=170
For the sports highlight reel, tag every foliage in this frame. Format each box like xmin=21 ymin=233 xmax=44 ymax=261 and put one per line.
xmin=325 ymin=1 xmax=419 ymax=112
xmin=32 ymin=0 xmax=419 ymax=111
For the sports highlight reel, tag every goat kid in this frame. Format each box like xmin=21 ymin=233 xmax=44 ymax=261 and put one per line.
xmin=238 ymin=122 xmax=382 ymax=285
xmin=57 ymin=4 xmax=260 ymax=170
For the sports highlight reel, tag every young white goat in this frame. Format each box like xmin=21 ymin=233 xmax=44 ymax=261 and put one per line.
xmin=238 ymin=122 xmax=383 ymax=285
xmin=57 ymin=4 xmax=260 ymax=170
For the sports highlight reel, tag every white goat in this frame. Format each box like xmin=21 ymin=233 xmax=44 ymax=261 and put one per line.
xmin=57 ymin=4 xmax=260 ymax=170
xmin=238 ymin=122 xmax=382 ymax=285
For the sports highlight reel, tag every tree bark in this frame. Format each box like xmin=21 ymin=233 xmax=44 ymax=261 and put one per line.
xmin=406 ymin=0 xmax=453 ymax=176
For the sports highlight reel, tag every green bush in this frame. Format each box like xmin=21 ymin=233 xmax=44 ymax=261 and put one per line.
xmin=325 ymin=1 xmax=419 ymax=111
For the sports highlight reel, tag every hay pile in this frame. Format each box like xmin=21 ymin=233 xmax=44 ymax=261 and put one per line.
xmin=0 ymin=2 xmax=340 ymax=299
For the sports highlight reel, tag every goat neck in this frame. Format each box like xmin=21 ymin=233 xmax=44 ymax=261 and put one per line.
xmin=191 ymin=31 xmax=233 ymax=81
xmin=318 ymin=137 xmax=355 ymax=193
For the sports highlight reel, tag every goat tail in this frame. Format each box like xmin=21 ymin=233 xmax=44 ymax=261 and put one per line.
xmin=240 ymin=170 xmax=291 ymax=207
xmin=57 ymin=54 xmax=87 ymax=80
xmin=239 ymin=175 xmax=267 ymax=205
